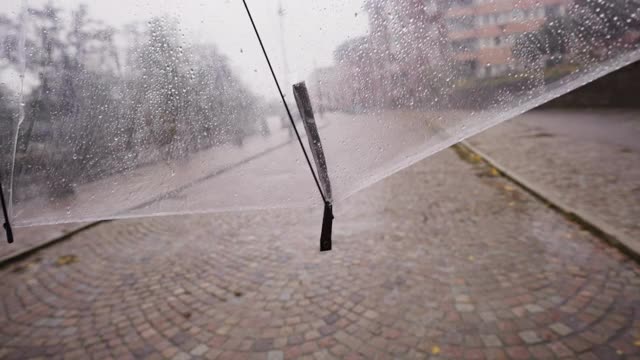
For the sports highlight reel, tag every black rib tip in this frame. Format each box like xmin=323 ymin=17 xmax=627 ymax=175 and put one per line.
xmin=320 ymin=202 xmax=333 ymax=252
xmin=3 ymin=222 xmax=13 ymax=244
xmin=0 ymin=180 xmax=11 ymax=244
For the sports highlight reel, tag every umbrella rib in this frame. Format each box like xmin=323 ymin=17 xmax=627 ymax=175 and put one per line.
xmin=241 ymin=0 xmax=327 ymax=205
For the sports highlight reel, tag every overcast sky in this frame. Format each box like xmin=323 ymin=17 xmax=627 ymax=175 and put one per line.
xmin=5 ymin=0 xmax=370 ymax=99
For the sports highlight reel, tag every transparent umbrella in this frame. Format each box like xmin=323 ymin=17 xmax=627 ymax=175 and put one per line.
xmin=0 ymin=0 xmax=638 ymax=247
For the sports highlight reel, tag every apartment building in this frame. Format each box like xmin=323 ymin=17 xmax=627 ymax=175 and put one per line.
xmin=445 ymin=0 xmax=571 ymax=77
xmin=310 ymin=0 xmax=575 ymax=111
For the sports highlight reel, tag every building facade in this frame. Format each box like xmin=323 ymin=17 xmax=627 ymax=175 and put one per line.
xmin=445 ymin=0 xmax=571 ymax=78
xmin=313 ymin=0 xmax=449 ymax=111
xmin=309 ymin=0 xmax=578 ymax=112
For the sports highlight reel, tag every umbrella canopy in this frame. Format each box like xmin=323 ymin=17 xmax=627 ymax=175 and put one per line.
xmin=0 ymin=0 xmax=639 ymax=227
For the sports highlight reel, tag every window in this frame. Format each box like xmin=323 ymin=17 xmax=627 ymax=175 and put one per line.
xmin=477 ymin=66 xmax=487 ymax=77
xmin=512 ymin=9 xmax=524 ymax=21
xmin=448 ymin=16 xmax=475 ymax=31
xmin=526 ymin=9 xmax=534 ymax=19
xmin=505 ymin=34 xmax=515 ymax=45
xmin=422 ymin=0 xmax=437 ymax=12
xmin=545 ymin=5 xmax=564 ymax=17
xmin=451 ymin=0 xmax=473 ymax=8
xmin=452 ymin=38 xmax=477 ymax=52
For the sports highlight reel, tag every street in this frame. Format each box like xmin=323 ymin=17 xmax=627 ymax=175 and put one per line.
xmin=0 ymin=110 xmax=639 ymax=359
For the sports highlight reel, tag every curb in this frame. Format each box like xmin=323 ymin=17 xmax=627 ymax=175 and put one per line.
xmin=0 ymin=222 xmax=105 ymax=269
xmin=459 ymin=141 xmax=640 ymax=263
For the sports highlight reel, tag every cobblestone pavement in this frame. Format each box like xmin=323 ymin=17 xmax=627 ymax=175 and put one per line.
xmin=0 ymin=148 xmax=639 ymax=359
xmin=468 ymin=110 xmax=640 ymax=244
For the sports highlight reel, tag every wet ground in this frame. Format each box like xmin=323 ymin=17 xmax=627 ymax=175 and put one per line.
xmin=470 ymin=110 xmax=640 ymax=245
xmin=1 ymin=117 xmax=639 ymax=359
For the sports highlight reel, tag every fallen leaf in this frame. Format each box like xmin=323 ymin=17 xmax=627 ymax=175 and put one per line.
xmin=634 ymin=339 xmax=640 ymax=347
xmin=490 ymin=167 xmax=500 ymax=176
xmin=55 ymin=255 xmax=78 ymax=266
xmin=431 ymin=345 xmax=440 ymax=355
xmin=468 ymin=256 xmax=475 ymax=261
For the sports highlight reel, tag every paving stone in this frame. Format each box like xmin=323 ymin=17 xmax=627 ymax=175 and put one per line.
xmin=323 ymin=313 xmax=339 ymax=325
xmin=549 ymin=342 xmax=574 ymax=357
xmin=253 ymin=338 xmax=274 ymax=352
xmin=267 ymin=350 xmax=284 ymax=360
xmin=565 ymin=336 xmax=593 ymax=353
xmin=524 ymin=304 xmax=544 ymax=313
xmin=480 ymin=335 xmax=502 ymax=347
xmin=455 ymin=304 xmax=475 ymax=312
xmin=505 ymin=346 xmax=530 ymax=359
xmin=518 ymin=330 xmax=542 ymax=344
xmin=190 ymin=344 xmax=208 ymax=356
xmin=479 ymin=311 xmax=498 ymax=323
xmin=549 ymin=322 xmax=573 ymax=336
xmin=172 ymin=352 xmax=192 ymax=360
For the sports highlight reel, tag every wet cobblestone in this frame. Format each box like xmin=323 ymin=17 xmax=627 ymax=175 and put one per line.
xmin=0 ymin=148 xmax=639 ymax=359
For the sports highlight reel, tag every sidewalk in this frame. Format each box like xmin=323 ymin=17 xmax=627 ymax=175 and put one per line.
xmin=1 ymin=127 xmax=297 ymax=263
xmin=11 ymin=123 xmax=310 ymax=227
xmin=1 ymin=118 xmax=332 ymax=263
xmin=468 ymin=109 xmax=640 ymax=255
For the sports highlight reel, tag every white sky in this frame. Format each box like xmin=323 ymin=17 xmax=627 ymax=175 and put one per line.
xmin=4 ymin=0 xmax=370 ymax=99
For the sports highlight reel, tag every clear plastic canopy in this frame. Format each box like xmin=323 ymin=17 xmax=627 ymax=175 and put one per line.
xmin=1 ymin=0 xmax=639 ymax=226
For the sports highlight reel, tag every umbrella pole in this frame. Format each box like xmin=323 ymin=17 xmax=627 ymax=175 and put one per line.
xmin=242 ymin=0 xmax=333 ymax=252
xmin=293 ymin=82 xmax=333 ymax=252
